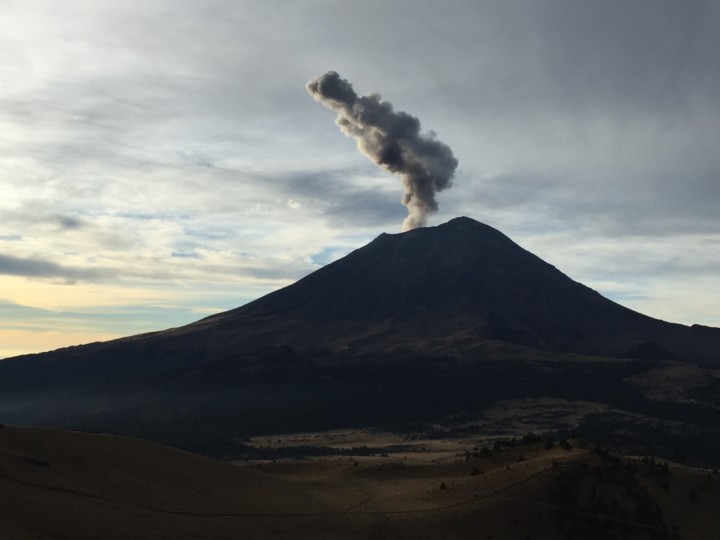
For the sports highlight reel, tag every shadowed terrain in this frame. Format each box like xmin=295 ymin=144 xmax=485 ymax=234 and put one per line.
xmin=1 ymin=425 xmax=718 ymax=540
xmin=1 ymin=218 xmax=719 ymax=463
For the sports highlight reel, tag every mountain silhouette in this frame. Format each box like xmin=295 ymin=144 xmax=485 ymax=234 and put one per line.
xmin=2 ymin=216 xmax=720 ymax=460
xmin=4 ymin=216 xmax=720 ymax=370
xmin=106 ymin=216 xmax=719 ymax=366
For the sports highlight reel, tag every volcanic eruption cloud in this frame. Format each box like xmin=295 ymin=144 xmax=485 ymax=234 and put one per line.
xmin=307 ymin=71 xmax=458 ymax=231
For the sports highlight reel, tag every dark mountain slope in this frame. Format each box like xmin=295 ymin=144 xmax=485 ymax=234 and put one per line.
xmin=1 ymin=217 xmax=720 ymax=461
xmin=125 ymin=216 xmax=720 ymax=365
xmin=2 ymin=216 xmax=720 ymax=375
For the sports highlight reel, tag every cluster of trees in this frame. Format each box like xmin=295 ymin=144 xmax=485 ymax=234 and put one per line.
xmin=232 ymin=443 xmax=417 ymax=460
xmin=462 ymin=432 xmax=574 ymax=461
xmin=552 ymin=449 xmax=681 ymax=540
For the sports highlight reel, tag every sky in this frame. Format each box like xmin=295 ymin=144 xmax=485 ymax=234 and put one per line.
xmin=2 ymin=0 xmax=719 ymax=358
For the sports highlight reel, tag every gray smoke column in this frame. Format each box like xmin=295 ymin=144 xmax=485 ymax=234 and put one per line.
xmin=307 ymin=71 xmax=458 ymax=231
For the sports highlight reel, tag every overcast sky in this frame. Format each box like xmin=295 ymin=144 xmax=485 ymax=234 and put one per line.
xmin=2 ymin=0 xmax=719 ymax=358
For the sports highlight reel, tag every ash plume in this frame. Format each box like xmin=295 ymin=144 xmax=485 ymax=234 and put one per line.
xmin=307 ymin=71 xmax=458 ymax=231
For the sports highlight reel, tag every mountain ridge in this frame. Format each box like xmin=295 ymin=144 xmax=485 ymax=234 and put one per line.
xmin=140 ymin=216 xmax=720 ymax=366
xmin=4 ymin=216 xmax=720 ymax=366
xmin=2 ymin=216 xmax=720 ymax=462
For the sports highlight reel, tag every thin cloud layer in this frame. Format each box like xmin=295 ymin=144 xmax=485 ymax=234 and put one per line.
xmin=0 ymin=254 xmax=108 ymax=282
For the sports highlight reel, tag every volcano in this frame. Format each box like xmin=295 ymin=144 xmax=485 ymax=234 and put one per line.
xmin=158 ymin=216 xmax=718 ymax=364
xmin=1 ymin=217 xmax=719 ymax=458
xmin=34 ymin=215 xmax=714 ymax=366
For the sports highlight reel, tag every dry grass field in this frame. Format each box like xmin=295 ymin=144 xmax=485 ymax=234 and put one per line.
xmin=1 ymin=424 xmax=718 ymax=539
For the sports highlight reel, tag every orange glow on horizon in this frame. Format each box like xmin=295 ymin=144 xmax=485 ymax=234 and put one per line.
xmin=0 ymin=329 xmax=123 ymax=359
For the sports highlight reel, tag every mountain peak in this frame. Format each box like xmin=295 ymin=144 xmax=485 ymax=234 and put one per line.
xmin=374 ymin=216 xmax=520 ymax=256
xmin=399 ymin=216 xmax=507 ymax=238
xmin=194 ymin=215 xmax=718 ymax=366
xmin=3 ymin=218 xmax=720 ymax=465
xmin=440 ymin=215 xmax=489 ymax=229
xmin=7 ymin=216 xmax=720 ymax=368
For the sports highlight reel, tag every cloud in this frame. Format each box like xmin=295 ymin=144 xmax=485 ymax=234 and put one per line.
xmin=53 ymin=215 xmax=85 ymax=230
xmin=270 ymin=169 xmax=406 ymax=228
xmin=0 ymin=254 xmax=109 ymax=282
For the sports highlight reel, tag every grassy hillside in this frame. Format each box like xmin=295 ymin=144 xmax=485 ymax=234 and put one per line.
xmin=1 ymin=424 xmax=718 ymax=539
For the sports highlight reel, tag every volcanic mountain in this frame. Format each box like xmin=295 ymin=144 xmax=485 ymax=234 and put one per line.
xmin=26 ymin=215 xmax=715 ymax=366
xmin=2 ymin=217 xmax=720 ymax=459
xmin=154 ymin=216 xmax=716 ymax=365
